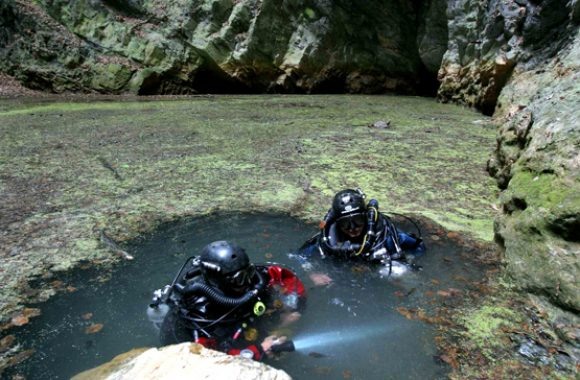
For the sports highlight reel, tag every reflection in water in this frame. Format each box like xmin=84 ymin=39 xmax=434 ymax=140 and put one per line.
xmin=5 ymin=213 xmax=491 ymax=380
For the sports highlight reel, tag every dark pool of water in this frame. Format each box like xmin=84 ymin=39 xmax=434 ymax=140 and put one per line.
xmin=4 ymin=213 xmax=491 ymax=380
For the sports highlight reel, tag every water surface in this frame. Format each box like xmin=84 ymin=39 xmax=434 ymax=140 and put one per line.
xmin=5 ymin=213 xmax=491 ymax=379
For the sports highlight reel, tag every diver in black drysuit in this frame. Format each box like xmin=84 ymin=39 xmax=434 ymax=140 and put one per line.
xmin=297 ymin=189 xmax=425 ymax=276
xmin=148 ymin=240 xmax=306 ymax=361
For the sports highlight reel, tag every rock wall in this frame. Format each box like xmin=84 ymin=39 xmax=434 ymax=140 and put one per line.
xmin=438 ymin=0 xmax=579 ymax=312
xmin=437 ymin=0 xmax=575 ymax=115
xmin=0 ymin=0 xmax=445 ymax=95
xmin=489 ymin=28 xmax=579 ymax=312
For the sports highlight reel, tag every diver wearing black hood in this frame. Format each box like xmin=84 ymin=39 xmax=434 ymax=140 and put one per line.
xmin=148 ymin=240 xmax=306 ymax=361
xmin=295 ymin=189 xmax=425 ymax=285
xmin=318 ymin=188 xmax=424 ymax=260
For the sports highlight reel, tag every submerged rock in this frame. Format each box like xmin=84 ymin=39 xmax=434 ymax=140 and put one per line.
xmin=72 ymin=343 xmax=291 ymax=380
xmin=368 ymin=120 xmax=391 ymax=129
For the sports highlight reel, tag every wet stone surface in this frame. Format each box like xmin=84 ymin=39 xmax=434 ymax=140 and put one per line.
xmin=3 ymin=213 xmax=496 ymax=379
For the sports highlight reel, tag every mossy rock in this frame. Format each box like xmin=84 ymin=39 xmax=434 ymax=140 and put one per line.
xmin=91 ymin=63 xmax=134 ymax=92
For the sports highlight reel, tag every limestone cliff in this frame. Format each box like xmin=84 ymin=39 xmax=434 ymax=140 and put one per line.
xmin=437 ymin=0 xmax=579 ymax=313
xmin=489 ymin=29 xmax=579 ymax=313
xmin=0 ymin=0 xmax=444 ymax=95
xmin=438 ymin=0 xmax=576 ymax=115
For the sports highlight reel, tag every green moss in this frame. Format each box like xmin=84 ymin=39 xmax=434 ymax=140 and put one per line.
xmin=461 ymin=304 xmax=522 ymax=355
xmin=0 ymin=99 xmax=150 ymax=115
xmin=425 ymin=210 xmax=494 ymax=241
xmin=91 ymin=63 xmax=133 ymax=92
xmin=304 ymin=8 xmax=316 ymax=20
xmin=508 ymin=170 xmax=572 ymax=210
xmin=75 ymin=238 xmax=99 ymax=251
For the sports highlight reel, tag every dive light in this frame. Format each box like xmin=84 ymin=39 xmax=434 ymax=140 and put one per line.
xmin=271 ymin=340 xmax=296 ymax=353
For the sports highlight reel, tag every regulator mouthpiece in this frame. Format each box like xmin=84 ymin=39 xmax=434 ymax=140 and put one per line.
xmin=271 ymin=340 xmax=295 ymax=353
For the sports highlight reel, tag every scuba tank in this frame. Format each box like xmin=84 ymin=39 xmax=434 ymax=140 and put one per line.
xmin=147 ymin=256 xmax=199 ymax=328
xmin=147 ymin=301 xmax=170 ymax=330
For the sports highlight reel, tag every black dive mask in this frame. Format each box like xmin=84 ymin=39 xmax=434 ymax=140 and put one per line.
xmin=224 ymin=265 xmax=256 ymax=288
xmin=337 ymin=213 xmax=366 ymax=231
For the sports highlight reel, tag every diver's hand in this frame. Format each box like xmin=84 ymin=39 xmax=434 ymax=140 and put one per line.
xmin=309 ymin=272 xmax=333 ymax=286
xmin=261 ymin=335 xmax=287 ymax=354
xmin=280 ymin=311 xmax=301 ymax=327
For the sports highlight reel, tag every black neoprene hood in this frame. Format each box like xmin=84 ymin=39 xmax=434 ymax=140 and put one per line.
xmin=200 ymin=240 xmax=250 ymax=275
xmin=332 ymin=189 xmax=366 ymax=217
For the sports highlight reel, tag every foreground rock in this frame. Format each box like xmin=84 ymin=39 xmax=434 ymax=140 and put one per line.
xmin=72 ymin=343 xmax=291 ymax=380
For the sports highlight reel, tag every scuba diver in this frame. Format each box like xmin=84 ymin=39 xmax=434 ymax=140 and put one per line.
xmin=298 ymin=188 xmax=425 ymax=285
xmin=148 ymin=240 xmax=305 ymax=361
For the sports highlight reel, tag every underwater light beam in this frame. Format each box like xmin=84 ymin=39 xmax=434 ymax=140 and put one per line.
xmin=292 ymin=323 xmax=394 ymax=351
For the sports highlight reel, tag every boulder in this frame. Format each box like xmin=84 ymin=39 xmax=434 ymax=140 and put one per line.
xmin=72 ymin=343 xmax=292 ymax=380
